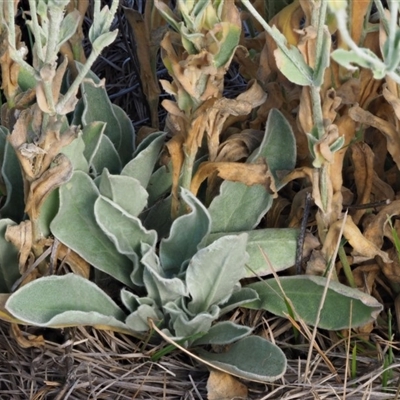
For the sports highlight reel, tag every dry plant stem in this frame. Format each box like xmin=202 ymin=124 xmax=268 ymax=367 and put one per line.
xmin=28 ymin=0 xmax=44 ymax=61
xmin=311 ymin=0 xmax=327 ymax=139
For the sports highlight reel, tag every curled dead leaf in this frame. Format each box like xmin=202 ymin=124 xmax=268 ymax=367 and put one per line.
xmin=56 ymin=243 xmax=90 ymax=278
xmin=363 ymin=200 xmax=400 ymax=249
xmin=190 ymin=161 xmax=275 ymax=197
xmin=349 ymin=105 xmax=400 ymax=169
xmin=5 ymin=220 xmax=32 ymax=272
xmin=322 ymin=215 xmax=391 ymax=264
xmin=25 ymin=153 xmax=73 ymax=220
xmin=10 ymin=323 xmax=45 ymax=348
xmin=350 ymin=142 xmax=374 ymax=224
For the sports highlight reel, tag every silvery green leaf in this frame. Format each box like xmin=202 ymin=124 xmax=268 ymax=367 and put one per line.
xmin=92 ymin=29 xmax=118 ymax=53
xmin=91 ymin=133 xmax=121 ymax=175
xmin=94 ymin=196 xmax=157 ymax=258
xmin=249 ymin=108 xmax=296 ymax=190
xmin=58 ymin=10 xmax=80 ymax=47
xmin=112 ymin=104 xmax=135 ymax=165
xmin=312 ymin=27 xmax=331 ymax=86
xmin=99 ymin=169 xmax=148 ymax=217
xmin=272 ymin=26 xmax=313 ymax=86
xmin=142 ymin=244 xmax=188 ymax=306
xmin=164 ymin=300 xmax=219 ymax=339
xmin=61 ymin=134 xmax=90 ymax=173
xmin=219 ymin=288 xmax=259 ymax=315
xmin=208 ymin=182 xmax=273 ymax=233
xmin=81 ymin=78 xmax=122 ymax=154
xmin=125 ymin=304 xmax=164 ymax=332
xmin=147 ymin=165 xmax=173 ymax=205
xmin=6 ymin=274 xmax=129 ymax=332
xmin=122 ymin=132 xmax=166 ymax=189
xmin=50 ymin=172 xmax=134 ymax=287
xmin=186 ymin=234 xmax=248 ymax=314
xmin=192 ymin=321 xmax=252 ymax=346
xmin=160 ymin=189 xmax=211 ymax=276
xmin=197 ymin=336 xmax=287 ymax=382
xmin=205 ymin=228 xmax=299 ymax=277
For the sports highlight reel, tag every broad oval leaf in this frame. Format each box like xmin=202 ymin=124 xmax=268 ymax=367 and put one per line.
xmin=94 ymin=195 xmax=157 ymax=258
xmin=5 ymin=274 xmax=131 ymax=333
xmin=99 ymin=169 xmax=148 ymax=217
xmin=205 ymin=228 xmax=299 ymax=277
xmin=248 ymin=108 xmax=296 ymax=189
xmin=197 ymin=336 xmax=287 ymax=383
xmin=208 ymin=182 xmax=273 ymax=233
xmin=192 ymin=321 xmax=252 ymax=346
xmin=160 ymin=188 xmax=211 ymax=276
xmin=122 ymin=132 xmax=166 ymax=189
xmin=186 ymin=234 xmax=248 ymax=314
xmin=50 ymin=171 xmax=134 ymax=288
xmin=245 ymin=276 xmax=383 ymax=330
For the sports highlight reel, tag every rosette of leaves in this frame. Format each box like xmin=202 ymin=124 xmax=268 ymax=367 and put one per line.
xmin=0 ymin=0 xmax=135 ymax=290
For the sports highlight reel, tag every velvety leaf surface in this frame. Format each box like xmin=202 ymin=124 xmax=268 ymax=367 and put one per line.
xmin=246 ymin=276 xmax=383 ymax=330
xmin=205 ymin=228 xmax=299 ymax=277
xmin=208 ymin=182 xmax=273 ymax=233
xmin=160 ymin=189 xmax=211 ymax=276
xmin=186 ymin=234 xmax=248 ymax=314
xmin=197 ymin=336 xmax=287 ymax=382
xmin=248 ymin=108 xmax=296 ymax=189
xmin=5 ymin=274 xmax=129 ymax=332
xmin=50 ymin=171 xmax=134 ymax=287
xmin=99 ymin=169 xmax=148 ymax=217
xmin=122 ymin=132 xmax=166 ymax=189
xmin=94 ymin=196 xmax=157 ymax=258
xmin=192 ymin=321 xmax=252 ymax=346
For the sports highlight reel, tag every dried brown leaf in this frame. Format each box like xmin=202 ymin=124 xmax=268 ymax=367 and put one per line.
xmin=165 ymin=135 xmax=185 ymax=219
xmin=350 ymin=142 xmax=374 ymax=224
xmin=5 ymin=221 xmax=32 ymax=272
xmin=322 ymin=215 xmax=391 ymax=263
xmin=25 ymin=153 xmax=73 ymax=220
xmin=190 ymin=161 xmax=274 ymax=197
xmin=349 ymin=105 xmax=400 ymax=169
xmin=10 ymin=324 xmax=45 ymax=348
xmin=364 ymin=200 xmax=400 ymax=248
xmin=56 ymin=243 xmax=90 ymax=278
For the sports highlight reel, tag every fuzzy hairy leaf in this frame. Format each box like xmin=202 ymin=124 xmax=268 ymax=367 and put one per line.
xmin=94 ymin=196 xmax=157 ymax=260
xmin=160 ymin=189 xmax=211 ymax=276
xmin=197 ymin=336 xmax=287 ymax=382
xmin=206 ymin=229 xmax=299 ymax=277
xmin=208 ymin=182 xmax=273 ymax=233
xmin=122 ymin=132 xmax=166 ymax=189
xmin=5 ymin=274 xmax=130 ymax=333
xmin=192 ymin=321 xmax=252 ymax=346
xmin=249 ymin=108 xmax=296 ymax=189
xmin=246 ymin=276 xmax=383 ymax=330
xmin=50 ymin=171 xmax=134 ymax=287
xmin=99 ymin=169 xmax=148 ymax=217
xmin=187 ymin=234 xmax=248 ymax=314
